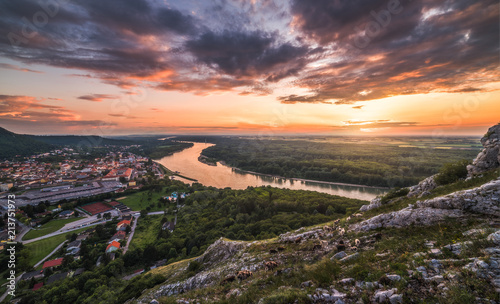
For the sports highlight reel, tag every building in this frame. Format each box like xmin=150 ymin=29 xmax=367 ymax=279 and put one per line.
xmin=102 ymin=168 xmax=134 ymax=181
xmin=58 ymin=210 xmax=75 ymax=218
xmin=110 ymin=231 xmax=126 ymax=242
xmin=116 ymin=220 xmax=131 ymax=231
xmin=32 ymin=282 xmax=44 ymax=291
xmin=42 ymin=257 xmax=64 ymax=269
xmin=106 ymin=241 xmax=121 ymax=253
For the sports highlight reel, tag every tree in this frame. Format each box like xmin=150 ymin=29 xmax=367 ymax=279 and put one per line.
xmin=140 ymin=210 xmax=148 ymax=218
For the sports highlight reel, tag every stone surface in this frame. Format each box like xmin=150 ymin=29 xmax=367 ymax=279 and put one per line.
xmin=487 ymin=231 xmax=500 ymax=245
xmin=360 ymin=197 xmax=382 ymax=212
xmin=407 ymin=175 xmax=438 ymax=198
xmin=373 ymin=288 xmax=397 ymax=303
xmin=468 ymin=124 xmax=500 ymax=176
xmin=332 ymin=251 xmax=347 ymax=260
xmin=351 ymin=179 xmax=500 ymax=232
xmin=340 ymin=253 xmax=359 ymax=262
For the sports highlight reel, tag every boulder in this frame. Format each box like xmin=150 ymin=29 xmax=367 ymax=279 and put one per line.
xmin=487 ymin=231 xmax=500 ymax=245
xmin=468 ymin=124 xmax=500 ymax=176
xmin=360 ymin=197 xmax=382 ymax=212
xmin=407 ymin=175 xmax=438 ymax=198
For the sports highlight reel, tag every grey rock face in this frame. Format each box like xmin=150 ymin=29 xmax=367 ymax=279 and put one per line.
xmin=351 ymin=179 xmax=500 ymax=232
xmin=195 ymin=238 xmax=245 ymax=265
xmin=407 ymin=175 xmax=438 ymax=198
xmin=360 ymin=197 xmax=382 ymax=212
xmin=468 ymin=124 xmax=500 ymax=176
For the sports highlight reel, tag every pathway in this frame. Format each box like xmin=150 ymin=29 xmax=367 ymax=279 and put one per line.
xmin=33 ymin=240 xmax=67 ymax=268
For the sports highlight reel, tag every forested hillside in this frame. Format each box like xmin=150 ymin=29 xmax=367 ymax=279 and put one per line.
xmin=197 ymin=137 xmax=480 ymax=187
xmin=0 ymin=127 xmax=53 ymax=159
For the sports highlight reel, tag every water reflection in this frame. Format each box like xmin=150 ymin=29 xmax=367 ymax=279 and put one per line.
xmin=156 ymin=142 xmax=387 ymax=201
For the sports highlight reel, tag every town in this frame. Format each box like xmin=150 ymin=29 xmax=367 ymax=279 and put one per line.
xmin=0 ymin=146 xmax=189 ymax=300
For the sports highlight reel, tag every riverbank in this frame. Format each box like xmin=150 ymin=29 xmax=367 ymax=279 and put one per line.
xmin=218 ymin=161 xmax=389 ymax=190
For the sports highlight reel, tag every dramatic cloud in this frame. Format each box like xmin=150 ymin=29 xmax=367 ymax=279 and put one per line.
xmin=283 ymin=0 xmax=500 ymax=104
xmin=78 ymin=94 xmax=119 ymax=102
xmin=0 ymin=62 xmax=42 ymax=73
xmin=0 ymin=0 xmax=498 ymax=105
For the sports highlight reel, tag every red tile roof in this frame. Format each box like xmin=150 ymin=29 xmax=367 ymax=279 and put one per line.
xmin=42 ymin=257 xmax=63 ymax=269
xmin=117 ymin=220 xmax=131 ymax=227
xmin=33 ymin=282 xmax=44 ymax=291
xmin=106 ymin=241 xmax=121 ymax=251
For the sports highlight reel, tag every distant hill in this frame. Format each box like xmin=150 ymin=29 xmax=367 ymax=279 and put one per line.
xmin=0 ymin=127 xmax=135 ymax=160
xmin=29 ymin=135 xmax=133 ymax=146
xmin=0 ymin=127 xmax=54 ymax=160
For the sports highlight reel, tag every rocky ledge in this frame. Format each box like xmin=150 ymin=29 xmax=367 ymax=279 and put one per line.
xmin=352 ymin=178 xmax=500 ymax=231
xmin=468 ymin=124 xmax=500 ymax=177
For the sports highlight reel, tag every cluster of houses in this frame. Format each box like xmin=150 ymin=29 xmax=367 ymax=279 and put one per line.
xmin=105 ymin=215 xmax=133 ymax=254
xmin=0 ymin=149 xmax=157 ymax=193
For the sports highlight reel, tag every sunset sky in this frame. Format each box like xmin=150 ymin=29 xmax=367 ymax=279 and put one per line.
xmin=0 ymin=0 xmax=499 ymax=136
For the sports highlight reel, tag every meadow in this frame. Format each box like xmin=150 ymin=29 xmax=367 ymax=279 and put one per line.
xmin=23 ymin=217 xmax=82 ymax=241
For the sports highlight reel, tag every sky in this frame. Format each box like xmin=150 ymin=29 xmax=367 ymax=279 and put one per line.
xmin=0 ymin=0 xmax=499 ymax=136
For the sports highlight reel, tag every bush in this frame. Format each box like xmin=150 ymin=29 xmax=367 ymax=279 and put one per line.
xmin=435 ymin=160 xmax=470 ymax=185
xmin=380 ymin=188 xmax=410 ymax=204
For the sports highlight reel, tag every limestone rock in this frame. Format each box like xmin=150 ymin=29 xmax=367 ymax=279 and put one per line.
xmin=332 ymin=251 xmax=347 ymax=260
xmin=195 ymin=238 xmax=245 ymax=266
xmin=468 ymin=124 xmax=500 ymax=176
xmin=407 ymin=175 xmax=438 ymax=198
xmin=360 ymin=197 xmax=382 ymax=212
xmin=488 ymin=231 xmax=500 ymax=245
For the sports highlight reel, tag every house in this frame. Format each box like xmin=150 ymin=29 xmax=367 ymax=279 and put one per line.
xmin=67 ymin=240 xmax=81 ymax=251
xmin=110 ymin=231 xmax=126 ymax=242
xmin=116 ymin=220 xmax=131 ymax=230
xmin=106 ymin=241 xmax=121 ymax=253
xmin=59 ymin=210 xmax=74 ymax=218
xmin=102 ymin=168 xmax=134 ymax=181
xmin=21 ymin=270 xmax=44 ymax=281
xmin=42 ymin=257 xmax=64 ymax=269
xmin=32 ymin=282 xmax=44 ymax=291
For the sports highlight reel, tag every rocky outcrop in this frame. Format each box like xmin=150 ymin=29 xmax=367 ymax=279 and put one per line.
xmin=468 ymin=124 xmax=500 ymax=177
xmin=407 ymin=175 xmax=438 ymax=198
xmin=351 ymin=178 xmax=500 ymax=231
xmin=415 ymin=179 xmax=500 ymax=217
xmin=359 ymin=197 xmax=382 ymax=212
xmin=195 ymin=238 xmax=245 ymax=265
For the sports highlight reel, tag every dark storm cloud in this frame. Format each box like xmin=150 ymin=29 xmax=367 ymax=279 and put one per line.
xmin=0 ymin=0 xmax=498 ymax=101
xmin=284 ymin=0 xmax=500 ymax=104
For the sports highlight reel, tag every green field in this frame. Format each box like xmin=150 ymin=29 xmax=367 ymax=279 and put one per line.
xmin=23 ymin=217 xmax=82 ymax=241
xmin=118 ymin=190 xmax=174 ymax=212
xmin=129 ymin=215 xmax=165 ymax=250
xmin=25 ymin=227 xmax=87 ymax=267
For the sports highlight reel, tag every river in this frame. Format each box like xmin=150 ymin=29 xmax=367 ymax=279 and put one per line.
xmin=156 ymin=142 xmax=388 ymax=201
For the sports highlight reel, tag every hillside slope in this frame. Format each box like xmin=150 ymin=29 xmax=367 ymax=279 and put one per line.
xmin=132 ymin=125 xmax=500 ymax=304
xmin=0 ymin=126 xmax=53 ymax=159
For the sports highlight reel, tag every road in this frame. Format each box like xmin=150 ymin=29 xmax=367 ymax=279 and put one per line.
xmin=0 ymin=272 xmax=24 ymax=303
xmin=33 ymin=240 xmax=67 ymax=268
xmin=122 ymin=215 xmax=138 ymax=254
xmin=22 ymin=210 xmax=164 ymax=245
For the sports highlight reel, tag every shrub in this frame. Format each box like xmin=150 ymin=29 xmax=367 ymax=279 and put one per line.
xmin=435 ymin=160 xmax=470 ymax=185
xmin=380 ymin=188 xmax=410 ymax=204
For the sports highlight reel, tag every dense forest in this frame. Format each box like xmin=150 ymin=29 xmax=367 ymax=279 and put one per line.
xmin=0 ymin=127 xmax=191 ymax=160
xmin=0 ymin=127 xmax=54 ymax=159
xmin=16 ymin=181 xmax=364 ymax=303
xmin=191 ymin=137 xmax=480 ymax=188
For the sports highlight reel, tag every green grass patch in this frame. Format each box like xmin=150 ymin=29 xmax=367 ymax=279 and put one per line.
xmin=129 ymin=215 xmax=169 ymax=250
xmin=118 ymin=189 xmax=174 ymax=212
xmin=23 ymin=217 xmax=82 ymax=241
xmin=25 ymin=227 xmax=87 ymax=267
